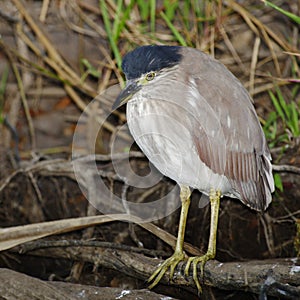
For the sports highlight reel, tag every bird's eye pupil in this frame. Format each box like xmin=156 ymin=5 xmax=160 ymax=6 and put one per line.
xmin=146 ymin=72 xmax=155 ymax=81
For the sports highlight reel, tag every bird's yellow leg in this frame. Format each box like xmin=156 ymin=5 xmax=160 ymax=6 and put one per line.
xmin=148 ymin=185 xmax=191 ymax=289
xmin=184 ymin=189 xmax=221 ymax=293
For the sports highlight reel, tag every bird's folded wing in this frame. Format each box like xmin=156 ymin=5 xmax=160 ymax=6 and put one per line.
xmin=187 ymin=77 xmax=274 ymax=211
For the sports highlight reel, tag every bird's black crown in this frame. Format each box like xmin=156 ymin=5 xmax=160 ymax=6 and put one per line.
xmin=122 ymin=45 xmax=182 ymax=80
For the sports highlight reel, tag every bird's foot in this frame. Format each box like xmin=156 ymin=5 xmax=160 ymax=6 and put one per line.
xmin=148 ymin=250 xmax=186 ymax=289
xmin=184 ymin=251 xmax=214 ymax=293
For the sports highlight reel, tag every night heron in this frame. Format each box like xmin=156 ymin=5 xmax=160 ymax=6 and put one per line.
xmin=112 ymin=45 xmax=274 ymax=292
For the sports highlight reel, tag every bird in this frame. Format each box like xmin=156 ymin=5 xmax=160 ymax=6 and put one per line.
xmin=112 ymin=45 xmax=274 ymax=292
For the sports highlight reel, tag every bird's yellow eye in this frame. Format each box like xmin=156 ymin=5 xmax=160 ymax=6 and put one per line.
xmin=146 ymin=72 xmax=155 ymax=81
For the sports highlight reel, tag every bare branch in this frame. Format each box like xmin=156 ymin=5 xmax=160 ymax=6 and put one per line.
xmin=13 ymin=242 xmax=300 ymax=298
xmin=272 ymin=164 xmax=300 ymax=175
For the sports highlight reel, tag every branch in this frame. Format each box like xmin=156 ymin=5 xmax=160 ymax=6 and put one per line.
xmin=14 ymin=243 xmax=300 ymax=298
xmin=272 ymin=164 xmax=300 ymax=175
xmin=0 ymin=268 xmax=174 ymax=300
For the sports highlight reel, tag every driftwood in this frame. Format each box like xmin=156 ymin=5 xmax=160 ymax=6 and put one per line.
xmin=0 ymin=268 xmax=176 ymax=300
xmin=0 ymin=200 xmax=299 ymax=298
xmin=13 ymin=241 xmax=300 ymax=299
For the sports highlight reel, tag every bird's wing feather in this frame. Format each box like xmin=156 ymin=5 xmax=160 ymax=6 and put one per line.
xmin=178 ymin=50 xmax=274 ymax=211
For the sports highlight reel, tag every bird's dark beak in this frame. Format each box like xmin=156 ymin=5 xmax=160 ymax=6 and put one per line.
xmin=112 ymin=80 xmax=141 ymax=110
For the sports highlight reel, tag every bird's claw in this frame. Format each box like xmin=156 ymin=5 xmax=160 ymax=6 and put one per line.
xmin=184 ymin=252 xmax=214 ymax=293
xmin=148 ymin=251 xmax=186 ymax=289
xmin=148 ymin=251 xmax=213 ymax=294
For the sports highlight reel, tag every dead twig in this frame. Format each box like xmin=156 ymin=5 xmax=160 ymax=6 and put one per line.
xmin=39 ymin=0 xmax=50 ymax=23
xmin=0 ymin=214 xmax=200 ymax=255
xmin=249 ymin=37 xmax=261 ymax=97
xmin=19 ymin=239 xmax=168 ymax=257
xmin=272 ymin=164 xmax=300 ymax=175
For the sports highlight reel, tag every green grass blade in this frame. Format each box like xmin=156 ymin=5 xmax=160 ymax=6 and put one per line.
xmin=160 ymin=11 xmax=187 ymax=46
xmin=100 ymin=0 xmax=122 ymax=68
xmin=137 ymin=0 xmax=150 ymax=21
xmin=114 ymin=0 xmax=135 ymax=41
xmin=150 ymin=0 xmax=156 ymax=32
xmin=289 ymin=101 xmax=300 ymax=136
xmin=0 ymin=64 xmax=9 ymax=123
xmin=275 ymin=86 xmax=290 ymax=120
xmin=112 ymin=0 xmax=123 ymax=42
xmin=81 ymin=59 xmax=101 ymax=78
xmin=274 ymin=173 xmax=283 ymax=192
xmin=263 ymin=111 xmax=278 ymax=144
xmin=268 ymin=90 xmax=285 ymax=122
xmin=163 ymin=0 xmax=178 ymax=21
xmin=182 ymin=1 xmax=191 ymax=29
xmin=262 ymin=0 xmax=300 ymax=24
xmin=0 ymin=64 xmax=9 ymax=102
xmin=272 ymin=120 xmax=277 ymax=140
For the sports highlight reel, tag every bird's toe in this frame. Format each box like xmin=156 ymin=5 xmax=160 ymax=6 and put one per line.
xmin=148 ymin=251 xmax=186 ymax=289
xmin=184 ymin=253 xmax=215 ymax=293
